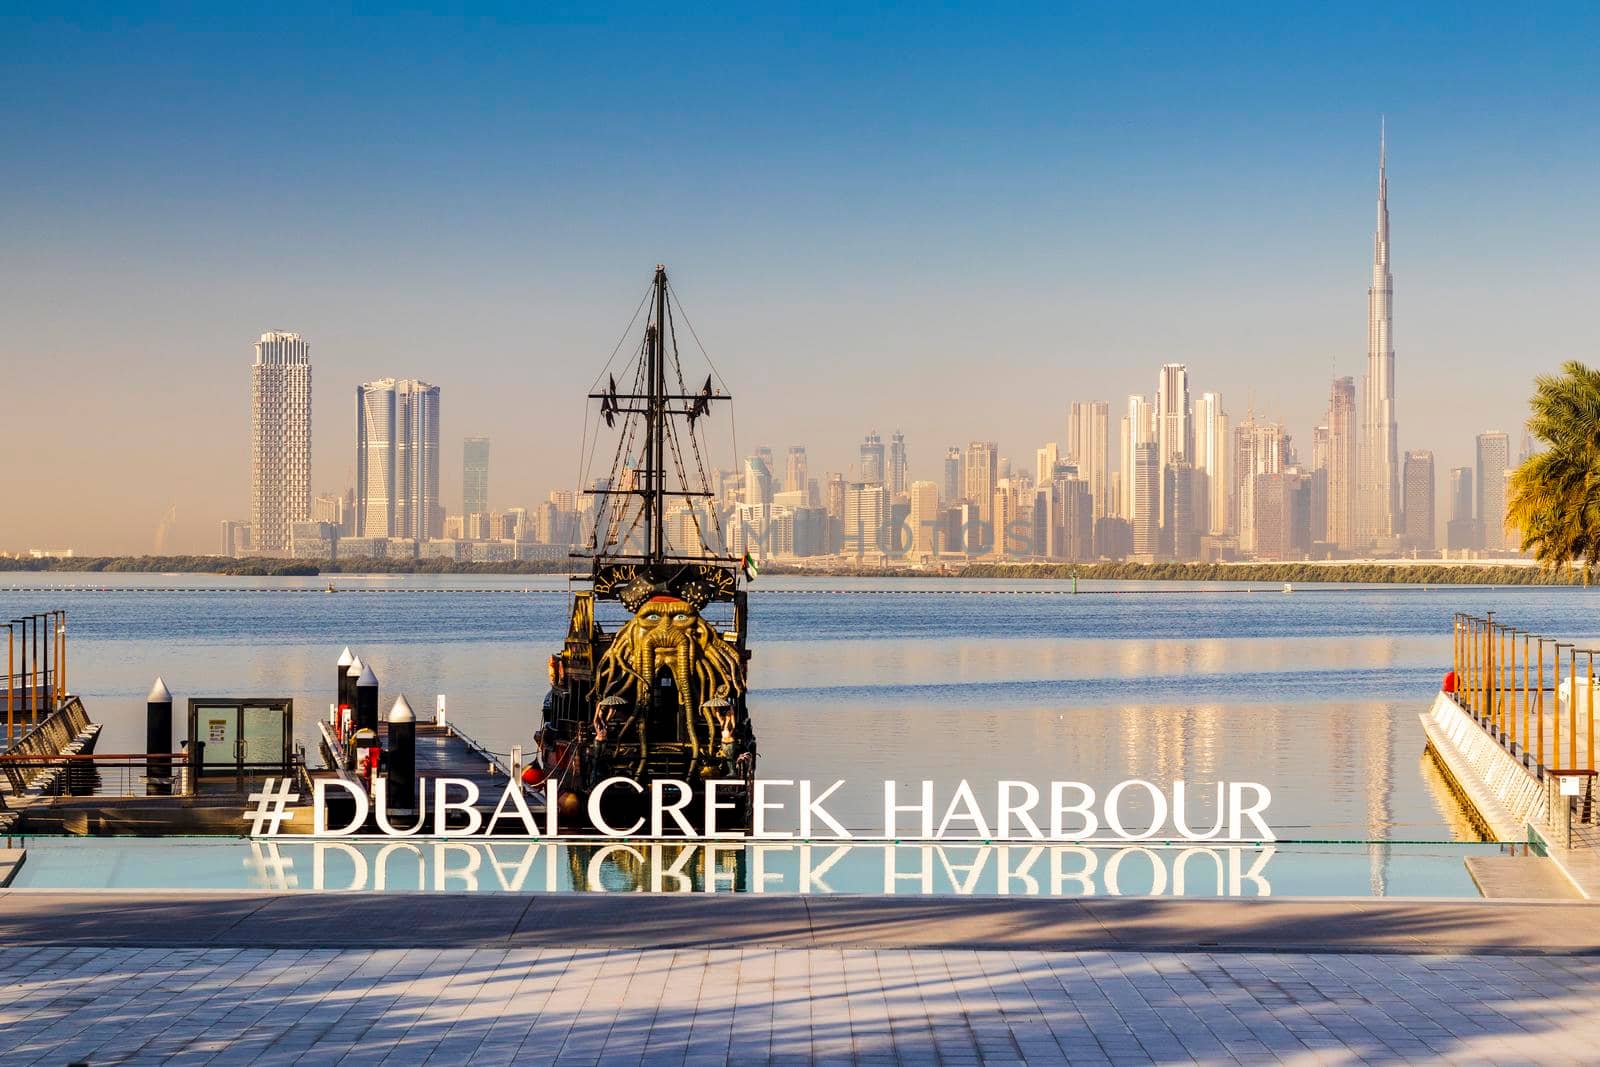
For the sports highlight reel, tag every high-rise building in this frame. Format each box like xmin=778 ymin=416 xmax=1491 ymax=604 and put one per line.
xmin=842 ymin=482 xmax=889 ymax=560
xmin=1164 ymin=461 xmax=1198 ymax=561
xmin=1195 ymin=392 xmax=1229 ymax=536
xmin=743 ymin=453 xmax=775 ymax=507
xmin=784 ymin=446 xmax=808 ymax=495
xmin=991 ymin=480 xmax=1026 ymax=557
xmin=1358 ymin=127 xmax=1400 ymax=547
xmin=462 ymin=436 xmax=490 ymax=518
xmin=1252 ymin=470 xmax=1311 ymax=561
xmin=1155 ymin=364 xmax=1192 ymax=535
xmin=888 ymin=430 xmax=908 ymax=497
xmin=1035 ymin=443 xmax=1060 ymax=491
xmin=1067 ymin=401 xmax=1111 ymax=519
xmin=1446 ymin=466 xmax=1478 ymax=552
xmin=250 ymin=331 xmax=312 ymax=553
xmin=909 ymin=480 xmax=940 ymax=558
xmin=311 ymin=492 xmax=352 ymax=535
xmin=860 ymin=432 xmax=886 ymax=484
xmin=1233 ymin=416 xmax=1285 ymax=555
xmin=1327 ymin=377 xmax=1359 ymax=549
xmin=1120 ymin=396 xmax=1153 ymax=522
xmin=356 ymin=378 xmax=441 ymax=541
xmin=1132 ymin=442 xmax=1160 ymax=559
xmin=1039 ymin=475 xmax=1092 ymax=561
xmin=220 ymin=519 xmax=253 ymax=558
xmin=1477 ymin=431 xmax=1511 ymax=551
xmin=1402 ymin=450 xmax=1435 ymax=552
xmin=943 ymin=448 xmax=964 ymax=505
xmin=964 ymin=441 xmax=998 ymax=539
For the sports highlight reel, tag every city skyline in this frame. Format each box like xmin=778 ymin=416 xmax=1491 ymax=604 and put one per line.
xmin=4 ymin=10 xmax=1596 ymax=554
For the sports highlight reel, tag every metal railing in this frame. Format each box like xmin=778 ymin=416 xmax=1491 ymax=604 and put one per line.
xmin=0 ymin=751 xmax=311 ymax=798
xmin=2 ymin=609 xmax=69 ymax=741
xmin=1452 ymin=613 xmax=1600 ymax=780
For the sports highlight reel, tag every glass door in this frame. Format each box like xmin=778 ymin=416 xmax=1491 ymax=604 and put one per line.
xmin=196 ymin=705 xmax=239 ymax=770
xmin=242 ymin=704 xmax=286 ymax=771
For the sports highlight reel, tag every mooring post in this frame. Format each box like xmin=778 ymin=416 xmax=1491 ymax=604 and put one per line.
xmin=387 ymin=694 xmax=417 ymax=810
xmin=146 ymin=676 xmax=173 ymax=796
xmin=356 ymin=664 xmax=379 ymax=734
xmin=336 ymin=646 xmax=354 ymax=717
xmin=344 ymin=656 xmax=365 ymax=738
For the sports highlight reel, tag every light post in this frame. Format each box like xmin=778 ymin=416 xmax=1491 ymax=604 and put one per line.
xmin=2 ymin=622 xmax=13 ymax=745
xmin=1554 ymin=642 xmax=1574 ymax=775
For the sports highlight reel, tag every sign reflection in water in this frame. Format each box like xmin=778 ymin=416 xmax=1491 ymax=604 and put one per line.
xmin=249 ymin=840 xmax=1275 ymax=897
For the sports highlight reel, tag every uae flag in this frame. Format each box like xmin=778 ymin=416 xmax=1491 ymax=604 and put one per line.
xmin=742 ymin=551 xmax=759 ymax=580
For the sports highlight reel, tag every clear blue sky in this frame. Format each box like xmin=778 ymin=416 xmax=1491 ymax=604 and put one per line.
xmin=3 ymin=5 xmax=1597 ymax=552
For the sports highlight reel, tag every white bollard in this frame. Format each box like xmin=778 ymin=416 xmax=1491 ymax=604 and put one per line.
xmin=511 ymin=745 xmax=522 ymax=776
xmin=436 ymin=694 xmax=447 ymax=728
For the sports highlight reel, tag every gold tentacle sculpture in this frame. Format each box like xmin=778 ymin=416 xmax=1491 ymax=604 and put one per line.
xmin=593 ymin=595 xmax=743 ymax=769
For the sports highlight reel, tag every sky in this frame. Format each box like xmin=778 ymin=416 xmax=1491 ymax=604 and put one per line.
xmin=2 ymin=4 xmax=1597 ymax=554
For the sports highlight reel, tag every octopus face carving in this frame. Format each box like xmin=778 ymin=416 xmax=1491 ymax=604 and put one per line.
xmin=593 ymin=595 xmax=743 ymax=764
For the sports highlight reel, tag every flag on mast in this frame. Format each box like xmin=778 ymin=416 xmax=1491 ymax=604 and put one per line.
xmin=741 ymin=551 xmax=759 ymax=581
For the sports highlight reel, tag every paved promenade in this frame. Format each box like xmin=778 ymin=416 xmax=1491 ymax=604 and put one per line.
xmin=8 ymin=890 xmax=1600 ymax=954
xmin=5 ymin=943 xmax=1600 ymax=1064
xmin=7 ymin=893 xmax=1600 ymax=1062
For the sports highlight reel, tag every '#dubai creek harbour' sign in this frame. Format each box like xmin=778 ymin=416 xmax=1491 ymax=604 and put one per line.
xmin=246 ymin=776 xmax=1276 ymax=843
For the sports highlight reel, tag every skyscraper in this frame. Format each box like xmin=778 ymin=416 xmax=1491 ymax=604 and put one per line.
xmin=462 ymin=436 xmax=490 ymax=518
xmin=1476 ymin=431 xmax=1511 ymax=551
xmin=888 ymin=430 xmax=908 ymax=497
xmin=1035 ymin=443 xmax=1060 ymax=490
xmin=250 ymin=331 xmax=312 ymax=554
xmin=909 ymin=480 xmax=940 ymax=557
xmin=1195 ymin=392 xmax=1229 ymax=536
xmin=964 ymin=441 xmax=998 ymax=532
xmin=860 ymin=432 xmax=885 ymax=484
xmin=1358 ymin=126 xmax=1400 ymax=548
xmin=1155 ymin=365 xmax=1192 ymax=534
xmin=1132 ymin=442 xmax=1160 ymax=559
xmin=1446 ymin=466 xmax=1478 ymax=552
xmin=784 ymin=446 xmax=808 ymax=494
xmin=1327 ymin=377 xmax=1358 ymax=549
xmin=1067 ymin=401 xmax=1110 ymax=520
xmin=943 ymin=448 xmax=964 ymax=505
xmin=743 ymin=452 xmax=774 ymax=507
xmin=356 ymin=378 xmax=441 ymax=542
xmin=1402 ymin=450 xmax=1435 ymax=552
xmin=1120 ymin=395 xmax=1153 ymax=522
xmin=1233 ymin=416 xmax=1285 ymax=555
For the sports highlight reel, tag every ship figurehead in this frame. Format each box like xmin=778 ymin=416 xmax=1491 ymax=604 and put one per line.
xmin=592 ymin=590 xmax=746 ymax=775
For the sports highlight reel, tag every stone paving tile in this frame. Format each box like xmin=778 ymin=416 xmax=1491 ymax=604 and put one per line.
xmin=5 ymin=945 xmax=1600 ymax=1063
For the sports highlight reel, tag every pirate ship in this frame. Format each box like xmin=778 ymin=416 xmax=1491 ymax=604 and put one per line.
xmin=536 ymin=265 xmax=755 ymax=831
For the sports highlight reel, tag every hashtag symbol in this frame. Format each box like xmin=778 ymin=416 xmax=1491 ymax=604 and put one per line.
xmin=244 ymin=777 xmax=300 ymax=836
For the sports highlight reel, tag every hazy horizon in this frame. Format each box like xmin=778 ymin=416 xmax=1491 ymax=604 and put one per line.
xmin=4 ymin=7 xmax=1597 ymax=554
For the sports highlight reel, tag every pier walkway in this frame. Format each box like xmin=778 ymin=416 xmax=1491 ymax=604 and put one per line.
xmin=4 ymin=896 xmax=1600 ymax=1063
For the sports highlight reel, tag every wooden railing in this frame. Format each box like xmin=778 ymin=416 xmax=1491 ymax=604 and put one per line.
xmin=1452 ymin=613 xmax=1599 ymax=779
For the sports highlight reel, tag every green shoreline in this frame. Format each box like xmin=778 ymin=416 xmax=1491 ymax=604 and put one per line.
xmin=0 ymin=555 xmax=1581 ymax=586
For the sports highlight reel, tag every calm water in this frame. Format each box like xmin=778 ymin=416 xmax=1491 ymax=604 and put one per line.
xmin=8 ymin=574 xmax=1598 ymax=862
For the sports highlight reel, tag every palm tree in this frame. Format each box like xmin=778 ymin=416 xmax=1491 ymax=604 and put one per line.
xmin=1506 ymin=360 xmax=1600 ymax=579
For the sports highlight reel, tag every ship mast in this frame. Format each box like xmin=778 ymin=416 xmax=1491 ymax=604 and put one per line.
xmin=583 ymin=263 xmax=731 ymax=569
xmin=643 ymin=264 xmax=667 ymax=561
